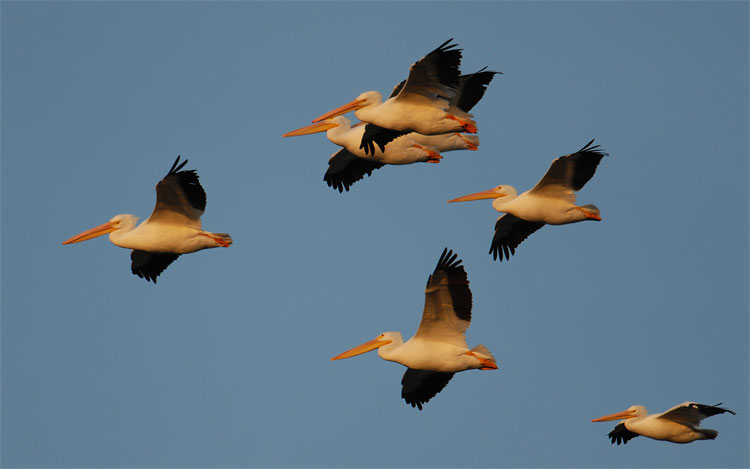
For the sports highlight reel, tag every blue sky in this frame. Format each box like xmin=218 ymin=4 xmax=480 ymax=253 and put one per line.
xmin=1 ymin=2 xmax=748 ymax=467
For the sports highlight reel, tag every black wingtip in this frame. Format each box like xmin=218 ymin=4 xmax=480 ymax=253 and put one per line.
xmin=436 ymin=247 xmax=462 ymax=271
xmin=323 ymin=150 xmax=384 ymax=192
xmin=323 ymin=175 xmax=349 ymax=193
xmin=455 ymin=69 xmax=501 ymax=112
xmin=132 ymin=267 xmax=158 ymax=283
xmin=359 ymin=138 xmax=375 ymax=156
xmin=436 ymin=38 xmax=458 ymax=51
xmin=578 ymin=139 xmax=610 ymax=157
xmin=473 ymin=66 xmax=503 ymax=75
xmin=168 ymin=155 xmax=189 ymax=175
xmin=703 ymin=402 xmax=737 ymax=416
xmin=489 ymin=238 xmax=515 ymax=262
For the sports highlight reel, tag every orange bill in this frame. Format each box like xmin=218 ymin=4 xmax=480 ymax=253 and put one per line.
xmin=447 ymin=187 xmax=504 ymax=203
xmin=283 ymin=120 xmax=339 ymax=137
xmin=591 ymin=410 xmax=634 ymax=422
xmin=312 ymin=98 xmax=367 ymax=123
xmin=331 ymin=337 xmax=392 ymax=360
xmin=62 ymin=221 xmax=117 ymax=245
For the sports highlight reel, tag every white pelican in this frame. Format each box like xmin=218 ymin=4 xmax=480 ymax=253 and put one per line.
xmin=448 ymin=139 xmax=608 ymax=261
xmin=284 ymin=116 xmax=479 ymax=191
xmin=62 ymin=156 xmax=232 ymax=283
xmin=285 ymin=116 xmax=454 ymax=164
xmin=312 ymin=39 xmax=478 ymax=155
xmin=592 ymin=402 xmax=736 ymax=445
xmin=331 ymin=248 xmax=497 ymax=410
xmin=385 ymin=66 xmax=500 ymax=127
xmin=359 ymin=66 xmax=499 ymax=155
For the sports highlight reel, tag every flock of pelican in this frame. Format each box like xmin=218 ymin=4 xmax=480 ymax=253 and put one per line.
xmin=62 ymin=39 xmax=734 ymax=447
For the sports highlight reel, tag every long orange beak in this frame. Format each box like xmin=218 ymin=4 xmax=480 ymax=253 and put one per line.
xmin=312 ymin=98 xmax=367 ymax=123
xmin=62 ymin=221 xmax=117 ymax=245
xmin=447 ymin=187 xmax=504 ymax=203
xmin=283 ymin=120 xmax=339 ymax=137
xmin=592 ymin=410 xmax=634 ymax=422
xmin=330 ymin=337 xmax=392 ymax=360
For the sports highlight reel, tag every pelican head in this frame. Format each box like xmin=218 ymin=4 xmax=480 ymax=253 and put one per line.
xmin=330 ymin=331 xmax=402 ymax=361
xmin=62 ymin=214 xmax=138 ymax=245
xmin=283 ymin=116 xmax=352 ymax=138
xmin=592 ymin=405 xmax=647 ymax=422
xmin=312 ymin=91 xmax=382 ymax=123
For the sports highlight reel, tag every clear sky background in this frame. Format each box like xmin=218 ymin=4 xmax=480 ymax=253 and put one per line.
xmin=1 ymin=2 xmax=748 ymax=468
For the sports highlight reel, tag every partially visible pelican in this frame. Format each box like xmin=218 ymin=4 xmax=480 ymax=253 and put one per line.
xmin=62 ymin=156 xmax=232 ymax=283
xmin=312 ymin=39 xmax=479 ymax=154
xmin=284 ymin=116 xmax=452 ymax=164
xmin=331 ymin=248 xmax=497 ymax=410
xmin=592 ymin=402 xmax=735 ymax=444
xmin=284 ymin=116 xmax=479 ymax=192
xmin=448 ymin=139 xmax=607 ymax=261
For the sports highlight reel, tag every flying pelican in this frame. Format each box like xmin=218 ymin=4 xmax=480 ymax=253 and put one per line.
xmin=312 ymin=39 xmax=479 ymax=155
xmin=285 ymin=116 xmax=454 ymax=164
xmin=331 ymin=248 xmax=497 ymax=410
xmin=350 ymin=66 xmax=500 ymax=155
xmin=62 ymin=156 xmax=232 ymax=283
xmin=284 ymin=116 xmax=479 ymax=192
xmin=448 ymin=139 xmax=607 ymax=261
xmin=592 ymin=402 xmax=736 ymax=445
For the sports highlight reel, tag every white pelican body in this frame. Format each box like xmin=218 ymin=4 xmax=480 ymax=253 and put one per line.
xmin=350 ymin=65 xmax=500 ymax=139
xmin=96 ymin=214 xmax=223 ymax=254
xmin=368 ymin=332 xmax=491 ymax=372
xmin=448 ymin=139 xmax=607 ymax=261
xmin=331 ymin=248 xmax=497 ymax=410
xmin=312 ymin=39 xmax=480 ymax=154
xmin=353 ymin=90 xmax=474 ymax=136
xmin=63 ymin=156 xmax=231 ymax=282
xmin=488 ymin=186 xmax=596 ymax=225
xmin=593 ymin=402 xmax=735 ymax=445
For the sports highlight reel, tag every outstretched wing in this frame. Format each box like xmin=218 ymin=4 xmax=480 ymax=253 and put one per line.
xmin=608 ymin=422 xmax=640 ymax=445
xmin=401 ymin=368 xmax=455 ymax=411
xmin=146 ymin=155 xmax=206 ymax=228
xmin=324 ymin=149 xmax=385 ymax=192
xmin=130 ymin=250 xmax=180 ymax=283
xmin=659 ymin=402 xmax=736 ymax=425
xmin=454 ymin=68 xmax=500 ymax=112
xmin=530 ymin=139 xmax=608 ymax=200
xmin=489 ymin=214 xmax=545 ymax=261
xmin=414 ymin=248 xmax=472 ymax=347
xmin=395 ymin=39 xmax=462 ymax=102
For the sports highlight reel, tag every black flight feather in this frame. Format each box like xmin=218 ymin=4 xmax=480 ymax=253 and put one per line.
xmin=130 ymin=250 xmax=180 ymax=284
xmin=489 ymin=214 xmax=545 ymax=261
xmin=401 ymin=368 xmax=455 ymax=411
